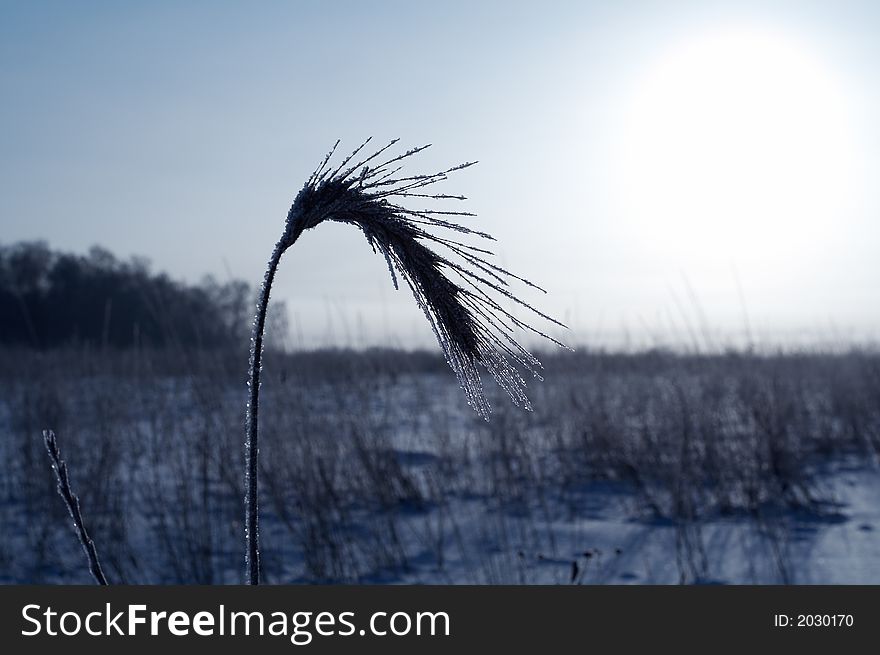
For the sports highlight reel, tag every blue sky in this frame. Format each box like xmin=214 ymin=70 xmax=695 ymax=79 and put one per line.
xmin=3 ymin=1 xmax=880 ymax=349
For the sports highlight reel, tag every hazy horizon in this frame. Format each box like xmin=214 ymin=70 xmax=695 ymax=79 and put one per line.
xmin=3 ymin=0 xmax=880 ymax=350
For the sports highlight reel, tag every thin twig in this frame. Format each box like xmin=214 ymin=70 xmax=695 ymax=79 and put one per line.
xmin=43 ymin=429 xmax=109 ymax=585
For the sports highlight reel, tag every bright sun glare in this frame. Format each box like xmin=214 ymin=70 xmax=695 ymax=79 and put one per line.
xmin=614 ymin=27 xmax=858 ymax=263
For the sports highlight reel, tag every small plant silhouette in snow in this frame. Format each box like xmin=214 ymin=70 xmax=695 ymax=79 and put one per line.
xmin=43 ymin=429 xmax=108 ymax=585
xmin=245 ymin=138 xmax=566 ymax=583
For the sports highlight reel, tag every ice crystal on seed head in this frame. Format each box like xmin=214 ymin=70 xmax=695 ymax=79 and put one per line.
xmin=281 ymin=138 xmax=567 ymax=418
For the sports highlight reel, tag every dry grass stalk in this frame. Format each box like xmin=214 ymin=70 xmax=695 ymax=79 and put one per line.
xmin=245 ymin=139 xmax=566 ymax=583
xmin=43 ymin=429 xmax=109 ymax=585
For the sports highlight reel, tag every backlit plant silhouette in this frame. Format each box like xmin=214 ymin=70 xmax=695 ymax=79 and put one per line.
xmin=245 ymin=138 xmax=565 ymax=583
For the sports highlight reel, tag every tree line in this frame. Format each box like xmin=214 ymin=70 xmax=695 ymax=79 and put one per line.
xmin=0 ymin=241 xmax=285 ymax=350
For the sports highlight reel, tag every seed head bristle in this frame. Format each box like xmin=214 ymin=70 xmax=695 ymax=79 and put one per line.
xmin=281 ymin=140 xmax=567 ymax=418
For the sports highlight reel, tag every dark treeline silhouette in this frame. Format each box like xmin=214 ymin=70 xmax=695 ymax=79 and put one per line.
xmin=0 ymin=241 xmax=261 ymax=349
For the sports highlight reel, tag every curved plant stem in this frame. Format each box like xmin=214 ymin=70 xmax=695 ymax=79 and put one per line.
xmin=242 ymin=139 xmax=563 ymax=584
xmin=244 ymin=241 xmax=284 ymax=585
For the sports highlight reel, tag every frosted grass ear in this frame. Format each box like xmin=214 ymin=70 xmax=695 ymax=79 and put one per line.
xmin=244 ymin=139 xmax=567 ymax=583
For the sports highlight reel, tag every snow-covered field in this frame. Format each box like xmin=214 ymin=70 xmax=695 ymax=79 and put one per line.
xmin=1 ymin=350 xmax=878 ymax=584
xmin=422 ymin=460 xmax=880 ymax=584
